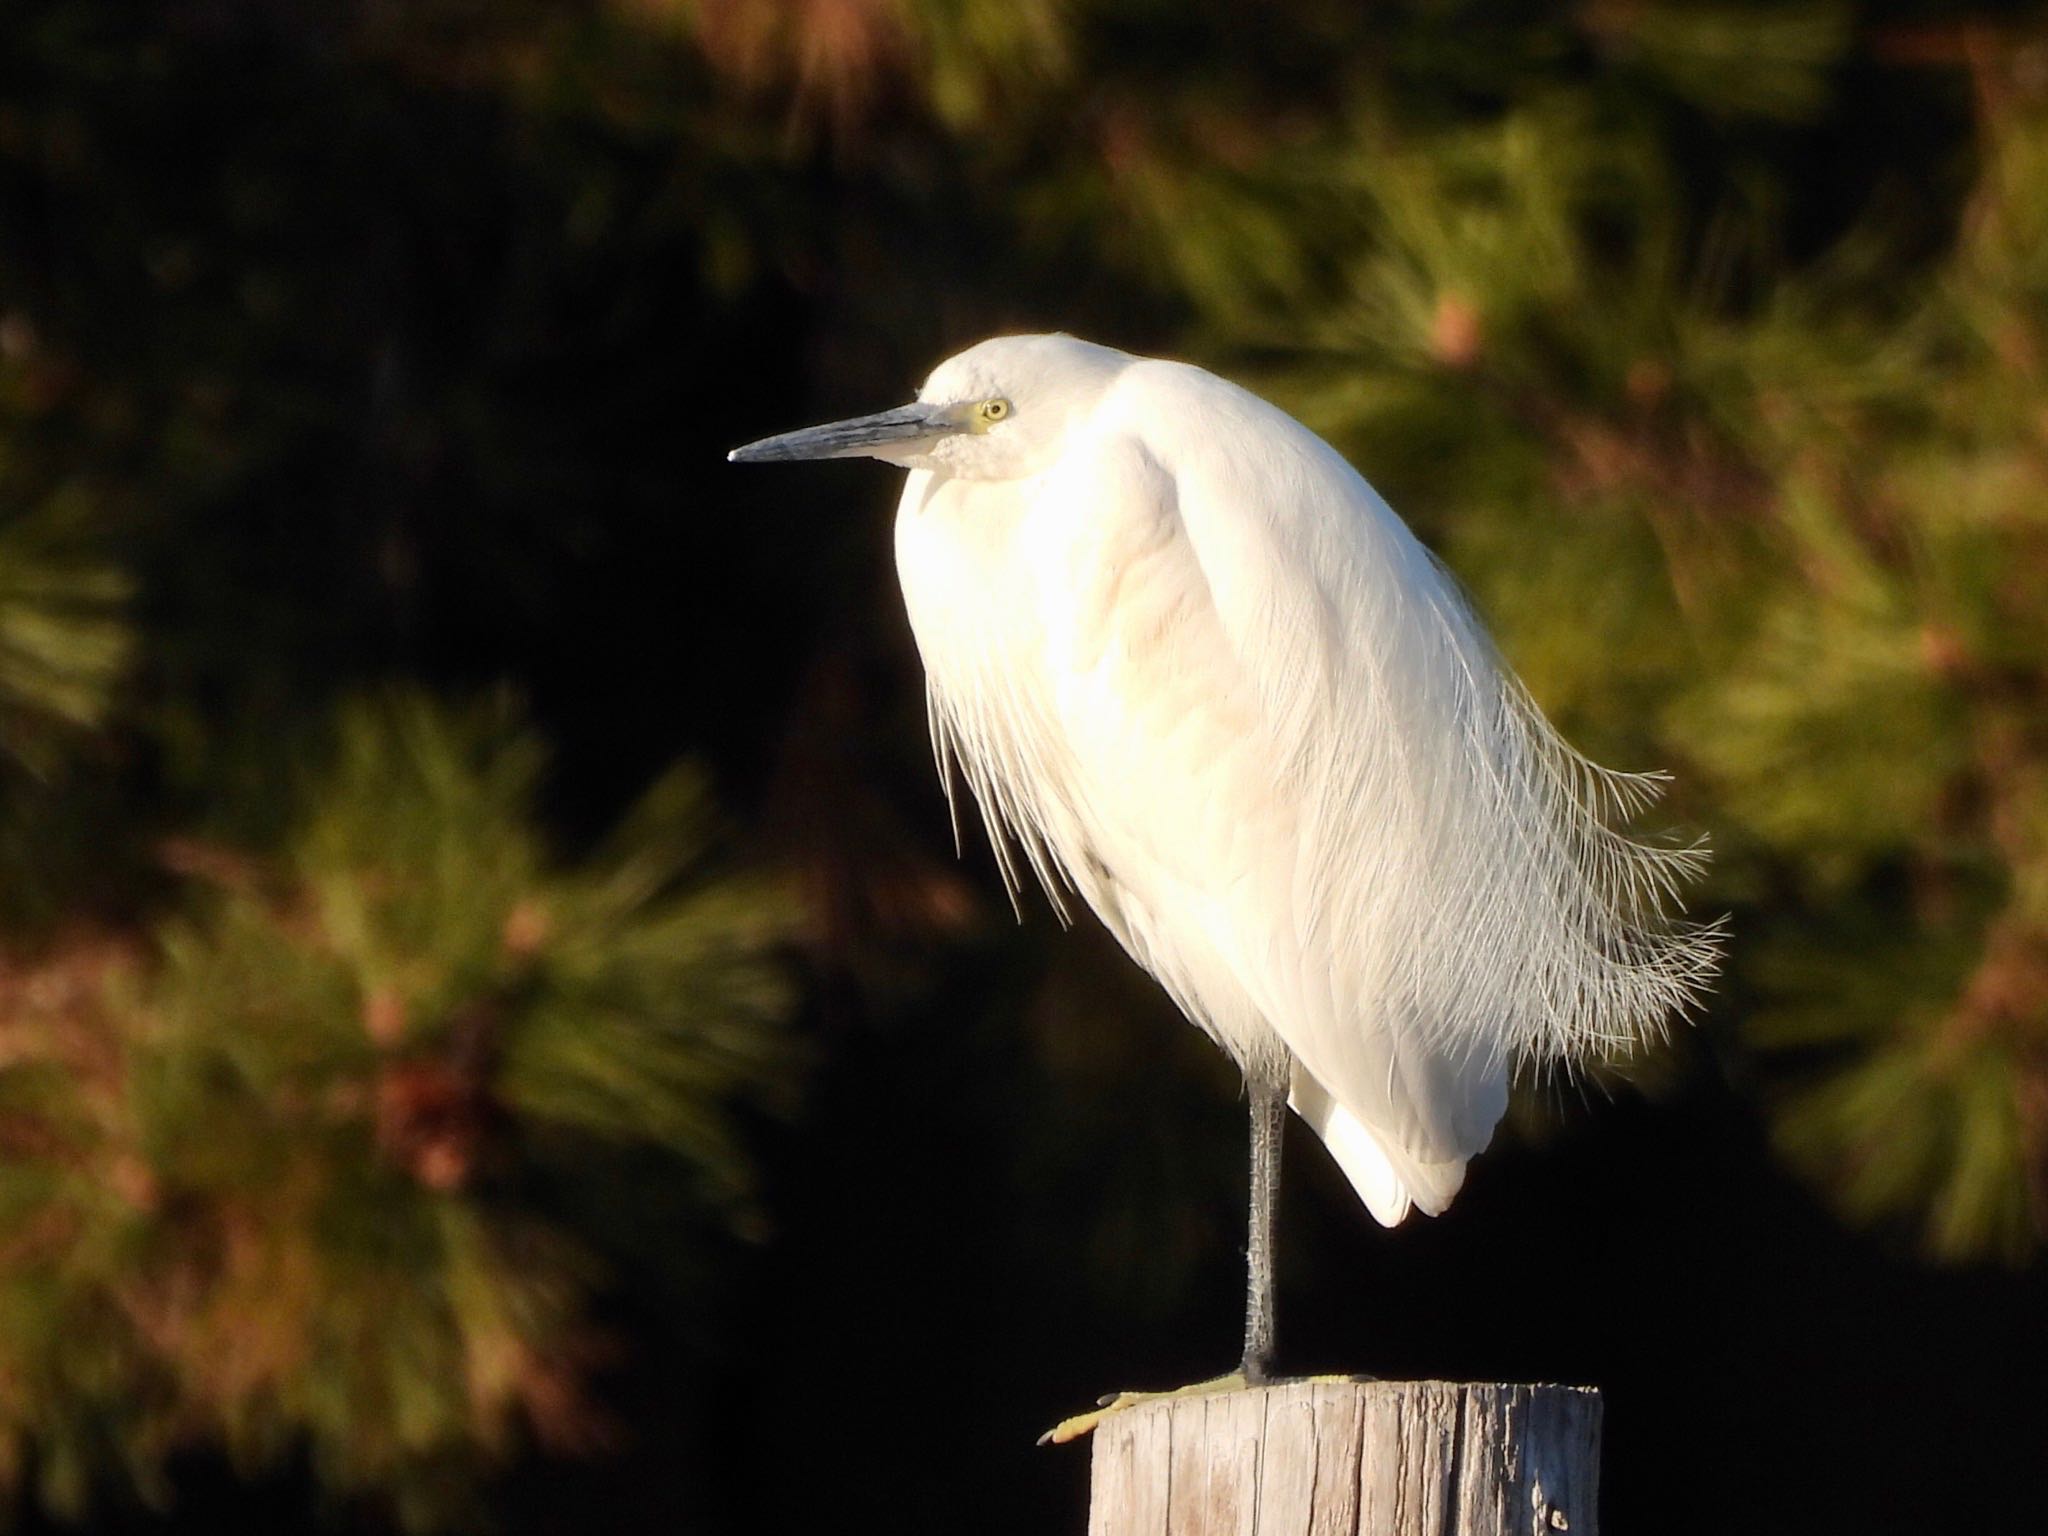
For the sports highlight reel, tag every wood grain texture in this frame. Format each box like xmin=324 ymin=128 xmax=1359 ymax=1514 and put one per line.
xmin=1085 ymin=1382 xmax=1600 ymax=1536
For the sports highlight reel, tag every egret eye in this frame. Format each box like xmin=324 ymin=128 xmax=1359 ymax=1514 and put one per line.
xmin=975 ymin=398 xmax=1011 ymax=428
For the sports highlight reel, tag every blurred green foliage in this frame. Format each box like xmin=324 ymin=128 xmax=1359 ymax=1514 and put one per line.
xmin=0 ymin=0 xmax=2045 ymax=1526
xmin=0 ymin=696 xmax=790 ymax=1525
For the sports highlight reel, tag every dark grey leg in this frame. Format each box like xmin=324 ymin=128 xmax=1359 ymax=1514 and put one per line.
xmin=1241 ymin=1073 xmax=1286 ymax=1384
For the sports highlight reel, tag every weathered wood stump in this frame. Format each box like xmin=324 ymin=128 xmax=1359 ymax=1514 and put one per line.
xmin=1086 ymin=1381 xmax=1600 ymax=1536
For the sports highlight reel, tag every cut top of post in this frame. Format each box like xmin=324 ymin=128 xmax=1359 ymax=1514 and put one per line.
xmin=1085 ymin=1380 xmax=1602 ymax=1536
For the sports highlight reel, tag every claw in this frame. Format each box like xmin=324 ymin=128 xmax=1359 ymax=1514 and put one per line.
xmin=1036 ymin=1414 xmax=1091 ymax=1448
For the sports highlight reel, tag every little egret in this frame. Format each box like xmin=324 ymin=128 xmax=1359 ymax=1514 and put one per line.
xmin=730 ymin=334 xmax=1719 ymax=1433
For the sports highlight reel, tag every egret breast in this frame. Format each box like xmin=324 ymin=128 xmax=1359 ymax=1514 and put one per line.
xmin=894 ymin=450 xmax=1291 ymax=1073
xmin=893 ymin=467 xmax=1085 ymax=909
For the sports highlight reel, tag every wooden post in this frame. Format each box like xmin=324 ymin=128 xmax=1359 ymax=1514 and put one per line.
xmin=1086 ymin=1381 xmax=1600 ymax=1536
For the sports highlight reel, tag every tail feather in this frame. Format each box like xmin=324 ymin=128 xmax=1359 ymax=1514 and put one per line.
xmin=1289 ymin=1067 xmax=1470 ymax=1226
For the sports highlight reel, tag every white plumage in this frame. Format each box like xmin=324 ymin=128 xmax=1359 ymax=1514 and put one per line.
xmin=737 ymin=333 xmax=1720 ymax=1229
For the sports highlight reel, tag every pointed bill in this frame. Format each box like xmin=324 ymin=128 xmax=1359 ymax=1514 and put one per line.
xmin=727 ymin=404 xmax=962 ymax=463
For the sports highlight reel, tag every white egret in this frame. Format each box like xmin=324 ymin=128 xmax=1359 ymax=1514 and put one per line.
xmin=730 ymin=334 xmax=1720 ymax=1431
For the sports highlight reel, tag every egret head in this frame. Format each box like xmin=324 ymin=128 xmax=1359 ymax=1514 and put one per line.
xmin=728 ymin=333 xmax=1131 ymax=481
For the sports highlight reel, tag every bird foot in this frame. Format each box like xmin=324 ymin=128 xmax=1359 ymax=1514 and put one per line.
xmin=1037 ymin=1370 xmax=1250 ymax=1446
xmin=1036 ymin=1370 xmax=1374 ymax=1446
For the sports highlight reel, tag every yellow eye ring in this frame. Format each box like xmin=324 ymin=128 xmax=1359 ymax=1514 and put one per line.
xmin=975 ymin=398 xmax=1011 ymax=428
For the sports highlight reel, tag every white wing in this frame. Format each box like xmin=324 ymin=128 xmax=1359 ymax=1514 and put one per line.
xmin=896 ymin=360 xmax=1720 ymax=1223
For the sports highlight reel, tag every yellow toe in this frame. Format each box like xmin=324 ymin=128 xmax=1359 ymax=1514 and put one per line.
xmin=1037 ymin=1371 xmax=1250 ymax=1446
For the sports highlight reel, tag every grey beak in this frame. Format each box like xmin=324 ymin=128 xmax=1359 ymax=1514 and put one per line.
xmin=727 ymin=403 xmax=959 ymax=464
